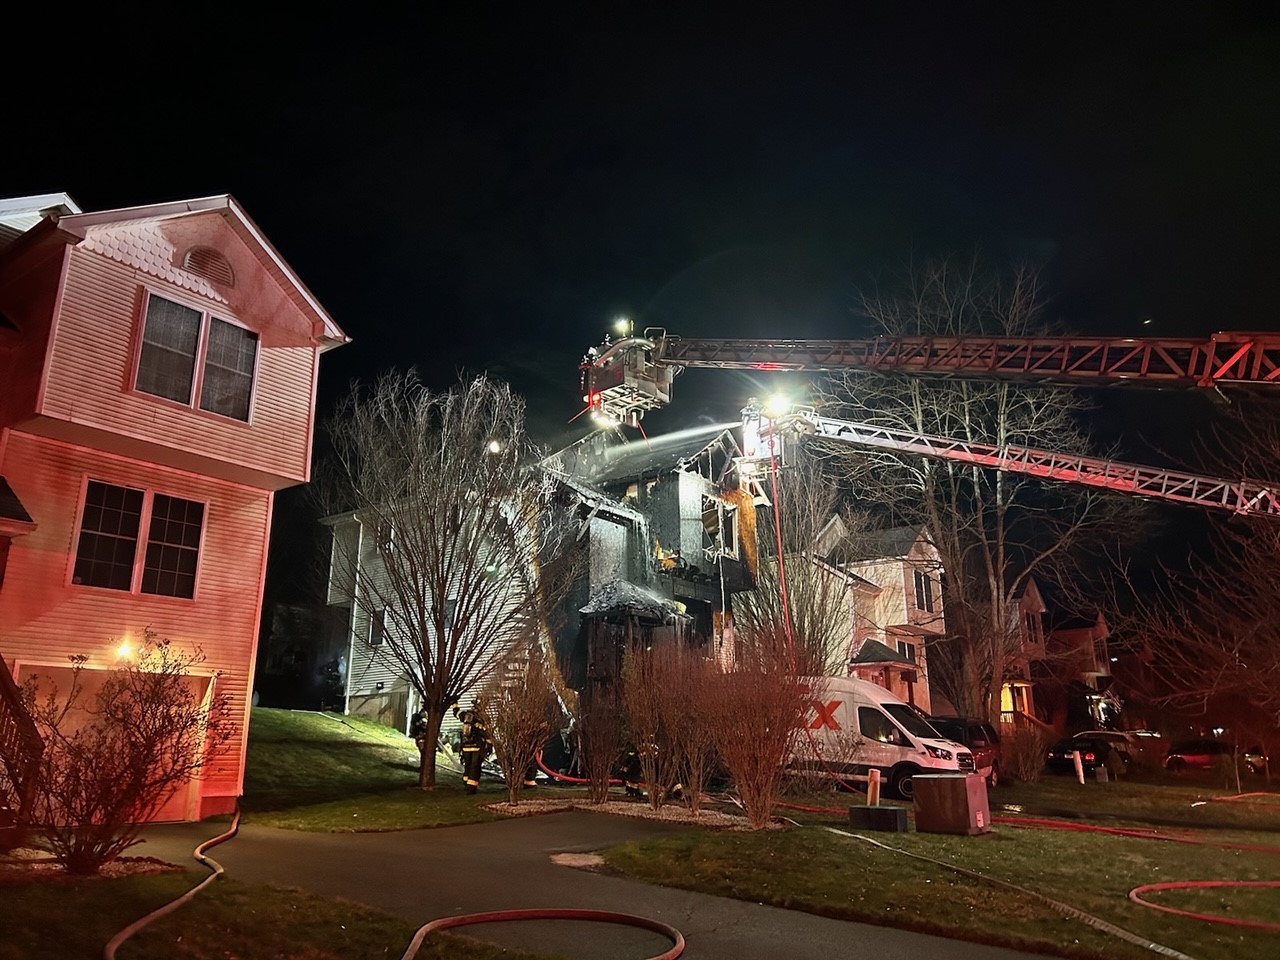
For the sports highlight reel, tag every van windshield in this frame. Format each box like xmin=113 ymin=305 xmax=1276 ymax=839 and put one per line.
xmin=884 ymin=703 xmax=942 ymax=739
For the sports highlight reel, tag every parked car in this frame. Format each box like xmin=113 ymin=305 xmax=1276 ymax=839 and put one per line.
xmin=1164 ymin=738 xmax=1232 ymax=771
xmin=1073 ymin=730 xmax=1140 ymax=768
xmin=1244 ymin=746 xmax=1270 ymax=775
xmin=1045 ymin=735 xmax=1119 ymax=775
xmin=929 ymin=716 xmax=1004 ymax=787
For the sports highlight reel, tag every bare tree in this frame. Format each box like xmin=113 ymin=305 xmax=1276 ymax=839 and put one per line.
xmin=621 ymin=646 xmax=682 ymax=810
xmin=480 ymin=645 xmax=564 ymax=805
xmin=663 ymin=651 xmax=719 ymax=813
xmin=20 ymin=630 xmax=230 ymax=875
xmin=819 ymin=259 xmax=1148 ymax=723
xmin=320 ymin=372 xmax=576 ymax=788
xmin=732 ymin=448 xmax=856 ymax=676
xmin=577 ymin=682 xmax=624 ymax=804
xmin=1111 ymin=399 xmax=1280 ymax=746
xmin=702 ymin=647 xmax=809 ymax=829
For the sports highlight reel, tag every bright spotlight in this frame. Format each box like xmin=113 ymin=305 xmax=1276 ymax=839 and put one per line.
xmin=487 ymin=439 xmax=503 ymax=454
xmin=762 ymin=393 xmax=791 ymax=419
xmin=115 ymin=640 xmax=134 ymax=660
xmin=613 ymin=316 xmax=633 ymax=336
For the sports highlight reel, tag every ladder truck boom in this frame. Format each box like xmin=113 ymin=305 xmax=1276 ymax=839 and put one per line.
xmin=580 ymin=329 xmax=1280 ymax=426
xmin=751 ymin=408 xmax=1280 ymax=519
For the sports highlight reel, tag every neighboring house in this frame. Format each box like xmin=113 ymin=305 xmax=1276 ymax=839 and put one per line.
xmin=1042 ymin=607 xmax=1119 ymax=731
xmin=1001 ymin=576 xmax=1047 ymax=731
xmin=0 ymin=192 xmax=347 ymax=822
xmin=1002 ymin=575 xmax=1119 ymax=735
xmin=323 ymin=510 xmax=420 ymax=731
xmin=815 ymin=518 xmax=943 ymax=714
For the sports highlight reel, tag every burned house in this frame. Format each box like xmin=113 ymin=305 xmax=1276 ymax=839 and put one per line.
xmin=545 ymin=425 xmax=760 ymax=695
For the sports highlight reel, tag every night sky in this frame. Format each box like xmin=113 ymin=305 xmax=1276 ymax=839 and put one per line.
xmin=8 ymin=5 xmax=1280 ymax=596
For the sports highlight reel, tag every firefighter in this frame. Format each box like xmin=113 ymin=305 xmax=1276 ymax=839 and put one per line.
xmin=453 ymin=702 xmax=491 ymax=794
xmin=621 ymin=743 xmax=643 ymax=798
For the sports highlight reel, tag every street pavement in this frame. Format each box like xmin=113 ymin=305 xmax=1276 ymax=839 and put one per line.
xmin=137 ymin=809 xmax=1046 ymax=960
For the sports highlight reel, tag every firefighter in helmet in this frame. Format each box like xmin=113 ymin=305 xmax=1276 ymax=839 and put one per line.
xmin=453 ymin=701 xmax=491 ymax=794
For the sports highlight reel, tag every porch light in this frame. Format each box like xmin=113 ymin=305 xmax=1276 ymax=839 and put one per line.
xmin=115 ymin=639 xmax=134 ymax=660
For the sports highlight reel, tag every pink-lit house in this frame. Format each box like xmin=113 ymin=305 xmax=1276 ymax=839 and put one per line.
xmin=0 ymin=193 xmax=347 ymax=821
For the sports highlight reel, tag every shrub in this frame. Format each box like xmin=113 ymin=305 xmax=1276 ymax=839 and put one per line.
xmin=480 ymin=650 xmax=563 ymax=805
xmin=701 ymin=650 xmax=808 ymax=829
xmin=1008 ymin=725 xmax=1049 ymax=783
xmin=21 ymin=630 xmax=230 ymax=875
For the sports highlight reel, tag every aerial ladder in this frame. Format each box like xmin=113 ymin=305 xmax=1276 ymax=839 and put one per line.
xmin=578 ymin=327 xmax=1280 ymax=518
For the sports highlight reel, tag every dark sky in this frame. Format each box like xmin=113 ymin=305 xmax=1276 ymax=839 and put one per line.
xmin=8 ymin=4 xmax=1280 ymax=596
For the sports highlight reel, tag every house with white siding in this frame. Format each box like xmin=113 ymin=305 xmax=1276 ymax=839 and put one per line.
xmin=0 ymin=192 xmax=347 ymax=822
xmin=815 ymin=518 xmax=944 ymax=714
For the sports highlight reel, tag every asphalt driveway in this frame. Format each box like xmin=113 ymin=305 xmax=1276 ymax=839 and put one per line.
xmin=138 ymin=810 xmax=1044 ymax=959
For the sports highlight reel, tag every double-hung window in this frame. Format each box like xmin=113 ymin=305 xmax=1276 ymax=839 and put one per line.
xmin=135 ymin=292 xmax=258 ymax=421
xmin=72 ymin=480 xmax=205 ymax=599
xmin=913 ymin=569 xmax=935 ymax=613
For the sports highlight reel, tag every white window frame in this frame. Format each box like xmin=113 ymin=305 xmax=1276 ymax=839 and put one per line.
xmin=132 ymin=287 xmax=260 ymax=423
xmin=69 ymin=477 xmax=207 ymax=600
xmin=913 ymin=569 xmax=935 ymax=613
xmin=368 ymin=607 xmax=386 ymax=647
xmin=896 ymin=640 xmax=918 ymax=664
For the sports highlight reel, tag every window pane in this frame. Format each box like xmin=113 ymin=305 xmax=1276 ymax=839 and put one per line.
xmin=137 ymin=296 xmax=200 ymax=403
xmin=73 ymin=481 xmax=142 ymax=590
xmin=141 ymin=494 xmax=203 ymax=598
xmin=199 ymin=318 xmax=257 ymax=421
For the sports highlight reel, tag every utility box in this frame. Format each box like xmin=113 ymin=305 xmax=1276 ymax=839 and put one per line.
xmin=913 ymin=774 xmax=991 ymax=835
xmin=848 ymin=805 xmax=908 ymax=832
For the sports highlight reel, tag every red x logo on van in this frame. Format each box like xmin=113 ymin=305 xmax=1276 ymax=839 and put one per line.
xmin=809 ymin=700 xmax=841 ymax=731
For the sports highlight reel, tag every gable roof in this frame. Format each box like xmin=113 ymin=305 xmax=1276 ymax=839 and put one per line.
xmin=0 ymin=193 xmax=348 ymax=350
xmin=52 ymin=195 xmax=348 ymax=350
xmin=849 ymin=638 xmax=915 ymax=666
xmin=827 ymin=525 xmax=929 ymax=564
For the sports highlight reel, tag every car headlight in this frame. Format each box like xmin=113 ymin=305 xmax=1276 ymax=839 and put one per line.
xmin=924 ymin=745 xmax=953 ymax=761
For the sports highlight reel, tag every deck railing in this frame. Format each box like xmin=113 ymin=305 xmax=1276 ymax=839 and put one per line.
xmin=0 ymin=653 xmax=43 ymax=836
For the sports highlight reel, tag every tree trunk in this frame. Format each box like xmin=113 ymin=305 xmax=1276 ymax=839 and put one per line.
xmin=418 ymin=707 xmax=443 ymax=788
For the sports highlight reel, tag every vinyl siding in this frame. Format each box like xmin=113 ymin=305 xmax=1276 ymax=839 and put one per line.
xmin=0 ymin=431 xmax=271 ymax=808
xmin=37 ymin=246 xmax=318 ymax=487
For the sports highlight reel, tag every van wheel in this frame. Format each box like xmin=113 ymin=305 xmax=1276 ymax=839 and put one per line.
xmin=889 ymin=766 xmax=919 ymax=800
xmin=987 ymin=763 xmax=1000 ymax=789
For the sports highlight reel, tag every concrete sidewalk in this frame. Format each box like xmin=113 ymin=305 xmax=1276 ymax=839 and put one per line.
xmin=138 ymin=810 xmax=1043 ymax=959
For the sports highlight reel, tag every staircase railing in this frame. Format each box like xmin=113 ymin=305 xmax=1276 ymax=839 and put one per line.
xmin=0 ymin=653 xmax=43 ymax=841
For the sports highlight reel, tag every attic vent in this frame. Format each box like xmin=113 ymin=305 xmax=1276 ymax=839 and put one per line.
xmin=182 ymin=247 xmax=235 ymax=287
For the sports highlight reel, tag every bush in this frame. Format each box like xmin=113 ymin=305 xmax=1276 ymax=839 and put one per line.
xmin=1008 ymin=725 xmax=1049 ymax=783
xmin=21 ymin=631 xmax=230 ymax=875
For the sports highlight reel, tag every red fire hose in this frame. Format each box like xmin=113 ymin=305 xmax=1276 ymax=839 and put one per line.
xmin=1129 ymin=880 xmax=1280 ymax=932
xmin=400 ymin=908 xmax=685 ymax=959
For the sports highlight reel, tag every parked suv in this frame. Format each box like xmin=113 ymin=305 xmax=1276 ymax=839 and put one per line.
xmin=1164 ymin=738 xmax=1232 ymax=771
xmin=1073 ymin=730 xmax=1141 ymax=769
xmin=929 ymin=716 xmax=1004 ymax=787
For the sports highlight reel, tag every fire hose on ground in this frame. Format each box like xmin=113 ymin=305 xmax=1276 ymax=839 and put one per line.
xmin=775 ymin=798 xmax=1280 ymax=949
xmin=100 ymin=798 xmax=685 ymax=960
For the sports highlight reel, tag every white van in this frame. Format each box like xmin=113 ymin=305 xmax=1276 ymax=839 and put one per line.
xmin=793 ymin=676 xmax=974 ymax=799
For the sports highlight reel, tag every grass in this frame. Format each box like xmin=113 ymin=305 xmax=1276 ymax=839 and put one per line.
xmin=1 ymin=871 xmax=554 ymax=960
xmin=241 ymin=707 xmax=510 ymax=830
xmin=9 ymin=707 xmax=1279 ymax=960
xmin=992 ymin=773 xmax=1280 ymax=832
xmin=601 ymin=813 xmax=1280 ymax=960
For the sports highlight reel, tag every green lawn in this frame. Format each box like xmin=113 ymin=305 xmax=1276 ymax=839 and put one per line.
xmin=1 ymin=871 xmax=554 ymax=960
xmin=9 ymin=706 xmax=1278 ymax=960
xmin=602 ymin=814 xmax=1280 ymax=960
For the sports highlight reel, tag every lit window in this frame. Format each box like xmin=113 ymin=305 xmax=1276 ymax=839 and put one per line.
xmin=73 ymin=480 xmax=204 ymax=598
xmin=135 ymin=292 xmax=258 ymax=422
